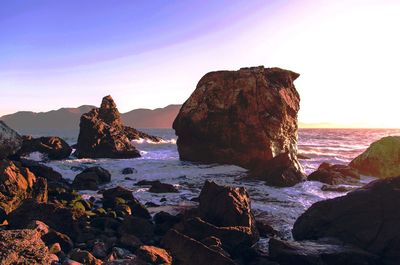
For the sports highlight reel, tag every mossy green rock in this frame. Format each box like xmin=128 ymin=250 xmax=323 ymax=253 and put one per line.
xmin=349 ymin=136 xmax=400 ymax=178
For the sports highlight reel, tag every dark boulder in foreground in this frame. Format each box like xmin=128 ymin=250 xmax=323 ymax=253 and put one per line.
xmin=292 ymin=176 xmax=400 ymax=265
xmin=0 ymin=229 xmax=54 ymax=265
xmin=0 ymin=121 xmax=22 ymax=159
xmin=269 ymin=238 xmax=379 ymax=265
xmin=307 ymin=162 xmax=360 ymax=185
xmin=72 ymin=166 xmax=111 ymax=190
xmin=17 ymin=135 xmax=72 ymax=160
xmin=75 ymin=95 xmax=141 ymax=159
xmin=0 ymin=160 xmax=47 ymax=216
xmin=162 ymin=229 xmax=236 ymax=265
xmin=349 ymin=136 xmax=400 ymax=178
xmin=173 ymin=66 xmax=304 ymax=186
xmin=8 ymin=200 xmax=86 ymax=240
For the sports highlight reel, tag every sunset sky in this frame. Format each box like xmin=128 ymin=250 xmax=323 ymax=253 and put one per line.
xmin=1 ymin=0 xmax=399 ymax=128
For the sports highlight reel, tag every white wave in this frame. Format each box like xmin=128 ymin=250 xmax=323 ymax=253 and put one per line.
xmin=132 ymin=138 xmax=176 ymax=145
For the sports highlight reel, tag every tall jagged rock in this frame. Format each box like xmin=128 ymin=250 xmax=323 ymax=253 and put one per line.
xmin=75 ymin=96 xmax=140 ymax=159
xmin=0 ymin=121 xmax=22 ymax=159
xmin=173 ymin=66 xmax=305 ymax=186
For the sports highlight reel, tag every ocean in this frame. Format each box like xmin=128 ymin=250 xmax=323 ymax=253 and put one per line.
xmin=22 ymin=128 xmax=400 ymax=241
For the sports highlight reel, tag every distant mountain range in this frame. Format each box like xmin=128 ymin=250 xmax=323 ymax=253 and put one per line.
xmin=0 ymin=104 xmax=182 ymax=131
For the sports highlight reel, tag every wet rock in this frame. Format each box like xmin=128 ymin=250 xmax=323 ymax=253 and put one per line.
xmin=75 ymin=95 xmax=141 ymax=159
xmin=121 ymin=167 xmax=137 ymax=175
xmin=0 ymin=229 xmax=53 ymax=265
xmin=256 ymin=220 xmax=279 ymax=238
xmin=0 ymin=121 xmax=22 ymax=159
xmin=349 ymin=136 xmax=400 ymax=178
xmin=250 ymin=152 xmax=305 ymax=187
xmin=198 ymin=181 xmax=258 ymax=243
xmin=119 ymin=234 xmax=143 ymax=250
xmin=149 ymin=181 xmax=178 ymax=193
xmin=73 ymin=166 xmax=111 ymax=190
xmin=18 ymin=135 xmax=72 ymax=160
xmin=154 ymin=211 xmax=182 ymax=236
xmin=118 ymin=216 xmax=154 ymax=243
xmin=269 ymin=238 xmax=379 ymax=265
xmin=162 ymin=229 xmax=236 ymax=265
xmin=69 ymin=249 xmax=102 ymax=265
xmin=92 ymin=241 xmax=108 ymax=259
xmin=8 ymin=200 xmax=86 ymax=240
xmin=293 ymin=176 xmax=400 ymax=265
xmin=136 ymin=245 xmax=172 ymax=264
xmin=19 ymin=158 xmax=63 ymax=182
xmin=308 ymin=162 xmax=360 ymax=185
xmin=102 ymin=186 xmax=151 ymax=219
xmin=173 ymin=66 xmax=304 ymax=186
xmin=123 ymin=126 xmax=161 ymax=142
xmin=321 ymin=185 xmax=354 ymax=193
xmin=0 ymin=160 xmax=48 ymax=216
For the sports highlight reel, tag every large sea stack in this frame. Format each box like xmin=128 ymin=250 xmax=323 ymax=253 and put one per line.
xmin=173 ymin=66 xmax=305 ymax=186
xmin=75 ymin=95 xmax=141 ymax=159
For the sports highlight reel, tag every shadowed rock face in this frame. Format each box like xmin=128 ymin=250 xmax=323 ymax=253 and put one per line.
xmin=17 ymin=136 xmax=72 ymax=160
xmin=0 ymin=121 xmax=22 ymax=159
xmin=349 ymin=136 xmax=400 ymax=178
xmin=173 ymin=66 xmax=304 ymax=186
xmin=75 ymin=96 xmax=141 ymax=159
xmin=292 ymin=176 xmax=400 ymax=265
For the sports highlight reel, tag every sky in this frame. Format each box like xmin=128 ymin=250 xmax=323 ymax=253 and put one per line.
xmin=1 ymin=0 xmax=399 ymax=128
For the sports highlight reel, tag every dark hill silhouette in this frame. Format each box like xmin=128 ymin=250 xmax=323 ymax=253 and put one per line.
xmin=0 ymin=104 xmax=181 ymax=131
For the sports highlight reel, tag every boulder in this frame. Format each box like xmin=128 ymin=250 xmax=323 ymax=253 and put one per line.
xmin=75 ymin=95 xmax=141 ymax=159
xmin=173 ymin=66 xmax=304 ymax=186
xmin=118 ymin=216 xmax=154 ymax=243
xmin=269 ymin=238 xmax=379 ymax=265
xmin=162 ymin=229 xmax=237 ymax=265
xmin=72 ymin=166 xmax=111 ymax=190
xmin=198 ymin=181 xmax=258 ymax=242
xmin=292 ymin=176 xmax=400 ymax=265
xmin=307 ymin=162 xmax=360 ymax=185
xmin=102 ymin=186 xmax=151 ymax=219
xmin=250 ymin=152 xmax=305 ymax=187
xmin=149 ymin=181 xmax=178 ymax=193
xmin=136 ymin=245 xmax=172 ymax=264
xmin=0 ymin=160 xmax=48 ymax=215
xmin=121 ymin=167 xmax=137 ymax=175
xmin=0 ymin=229 xmax=53 ymax=265
xmin=18 ymin=135 xmax=72 ymax=160
xmin=123 ymin=126 xmax=162 ymax=142
xmin=0 ymin=121 xmax=22 ymax=159
xmin=8 ymin=200 xmax=86 ymax=240
xmin=69 ymin=249 xmax=102 ymax=265
xmin=349 ymin=136 xmax=400 ymax=178
xmin=19 ymin=158 xmax=63 ymax=182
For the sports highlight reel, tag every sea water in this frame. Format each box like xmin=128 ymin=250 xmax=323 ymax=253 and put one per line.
xmin=23 ymin=128 xmax=400 ymax=239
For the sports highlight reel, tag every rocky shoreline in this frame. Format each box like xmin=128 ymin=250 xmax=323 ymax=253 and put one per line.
xmin=0 ymin=66 xmax=399 ymax=265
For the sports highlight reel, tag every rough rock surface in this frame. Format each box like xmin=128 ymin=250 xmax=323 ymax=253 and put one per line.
xmin=75 ymin=95 xmax=141 ymax=159
xmin=19 ymin=158 xmax=63 ymax=182
xmin=307 ymin=162 xmax=360 ymax=185
xmin=72 ymin=166 xmax=111 ymax=190
xmin=0 ymin=121 xmax=22 ymax=159
xmin=123 ymin=126 xmax=161 ymax=142
xmin=162 ymin=229 xmax=236 ymax=265
xmin=292 ymin=176 xmax=400 ymax=265
xmin=18 ymin=135 xmax=72 ymax=160
xmin=136 ymin=245 xmax=172 ymax=264
xmin=349 ymin=136 xmax=400 ymax=178
xmin=0 ymin=160 xmax=47 ymax=215
xmin=269 ymin=238 xmax=379 ymax=265
xmin=0 ymin=229 xmax=53 ymax=265
xmin=173 ymin=66 xmax=304 ymax=186
xmin=8 ymin=200 xmax=86 ymax=240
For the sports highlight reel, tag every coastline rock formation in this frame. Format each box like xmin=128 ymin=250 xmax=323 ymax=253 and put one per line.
xmin=75 ymin=95 xmax=159 ymax=159
xmin=307 ymin=162 xmax=360 ymax=185
xmin=17 ymin=135 xmax=72 ymax=160
xmin=349 ymin=136 xmax=400 ymax=178
xmin=0 ymin=160 xmax=47 ymax=217
xmin=0 ymin=121 xmax=22 ymax=159
xmin=292 ymin=176 xmax=400 ymax=265
xmin=173 ymin=66 xmax=305 ymax=186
